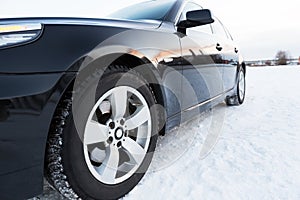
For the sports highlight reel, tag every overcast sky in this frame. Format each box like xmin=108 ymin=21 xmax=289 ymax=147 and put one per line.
xmin=1 ymin=0 xmax=300 ymax=60
xmin=202 ymin=0 xmax=300 ymax=60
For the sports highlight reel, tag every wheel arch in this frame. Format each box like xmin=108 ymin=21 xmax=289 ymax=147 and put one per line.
xmin=67 ymin=51 xmax=166 ymax=109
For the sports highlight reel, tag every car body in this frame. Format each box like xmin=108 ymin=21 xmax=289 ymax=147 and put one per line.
xmin=0 ymin=0 xmax=246 ymax=199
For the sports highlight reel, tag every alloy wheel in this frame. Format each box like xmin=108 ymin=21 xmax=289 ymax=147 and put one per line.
xmin=238 ymin=70 xmax=245 ymax=101
xmin=83 ymin=86 xmax=152 ymax=185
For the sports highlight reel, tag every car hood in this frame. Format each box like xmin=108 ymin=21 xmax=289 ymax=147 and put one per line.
xmin=0 ymin=17 xmax=162 ymax=30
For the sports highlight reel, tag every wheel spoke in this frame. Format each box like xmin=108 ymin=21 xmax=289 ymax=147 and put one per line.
xmin=118 ymin=162 xmax=136 ymax=173
xmin=97 ymin=145 xmax=119 ymax=183
xmin=111 ymin=88 xmax=128 ymax=119
xmin=84 ymin=120 xmax=108 ymax=145
xmin=136 ymin=124 xmax=148 ymax=145
xmin=123 ymin=138 xmax=146 ymax=164
xmin=124 ymin=106 xmax=149 ymax=130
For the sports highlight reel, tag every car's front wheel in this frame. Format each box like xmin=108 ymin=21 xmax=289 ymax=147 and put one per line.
xmin=45 ymin=66 xmax=159 ymax=199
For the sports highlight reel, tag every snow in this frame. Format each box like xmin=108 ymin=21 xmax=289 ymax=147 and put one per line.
xmin=32 ymin=66 xmax=300 ymax=200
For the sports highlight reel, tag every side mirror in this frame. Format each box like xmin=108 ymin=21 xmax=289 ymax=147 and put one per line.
xmin=178 ymin=9 xmax=214 ymax=29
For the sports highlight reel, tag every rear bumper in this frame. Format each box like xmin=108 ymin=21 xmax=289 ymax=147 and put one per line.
xmin=0 ymin=72 xmax=75 ymax=199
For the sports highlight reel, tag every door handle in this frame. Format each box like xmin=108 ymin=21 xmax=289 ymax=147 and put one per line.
xmin=216 ymin=43 xmax=223 ymax=51
xmin=234 ymin=48 xmax=239 ymax=53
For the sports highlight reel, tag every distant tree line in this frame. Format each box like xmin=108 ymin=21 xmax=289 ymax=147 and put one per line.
xmin=246 ymin=50 xmax=299 ymax=67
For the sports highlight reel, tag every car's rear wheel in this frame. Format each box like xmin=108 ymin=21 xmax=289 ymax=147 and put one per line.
xmin=226 ymin=67 xmax=246 ymax=106
xmin=45 ymin=65 xmax=159 ymax=199
xmin=237 ymin=67 xmax=246 ymax=104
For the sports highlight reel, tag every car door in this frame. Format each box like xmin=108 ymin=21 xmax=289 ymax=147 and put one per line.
xmin=178 ymin=2 xmax=224 ymax=111
xmin=211 ymin=18 xmax=239 ymax=91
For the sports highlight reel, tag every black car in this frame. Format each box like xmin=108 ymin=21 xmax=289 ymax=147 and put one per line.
xmin=0 ymin=0 xmax=246 ymax=199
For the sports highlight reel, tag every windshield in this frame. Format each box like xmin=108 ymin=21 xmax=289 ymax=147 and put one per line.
xmin=108 ymin=0 xmax=176 ymax=21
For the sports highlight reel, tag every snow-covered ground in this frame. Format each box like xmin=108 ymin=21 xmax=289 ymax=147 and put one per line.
xmin=33 ymin=66 xmax=300 ymax=200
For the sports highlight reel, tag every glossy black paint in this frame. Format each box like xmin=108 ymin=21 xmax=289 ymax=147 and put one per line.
xmin=0 ymin=72 xmax=75 ymax=199
xmin=0 ymin=0 xmax=244 ymax=199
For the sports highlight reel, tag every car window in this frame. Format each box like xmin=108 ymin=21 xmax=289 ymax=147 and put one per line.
xmin=211 ymin=18 xmax=228 ymax=39
xmin=178 ymin=2 xmax=212 ymax=34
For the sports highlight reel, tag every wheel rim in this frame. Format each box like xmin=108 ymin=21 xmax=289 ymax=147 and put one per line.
xmin=83 ymin=86 xmax=152 ymax=185
xmin=238 ymin=70 xmax=245 ymax=101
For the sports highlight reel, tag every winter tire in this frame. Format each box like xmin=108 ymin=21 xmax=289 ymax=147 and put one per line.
xmin=45 ymin=65 xmax=159 ymax=200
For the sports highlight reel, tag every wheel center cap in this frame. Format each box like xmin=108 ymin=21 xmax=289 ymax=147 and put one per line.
xmin=115 ymin=128 xmax=124 ymax=140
